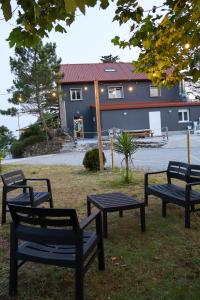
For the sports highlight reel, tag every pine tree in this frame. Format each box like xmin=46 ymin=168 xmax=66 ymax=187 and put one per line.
xmin=100 ymin=54 xmax=120 ymax=63
xmin=2 ymin=42 xmax=62 ymax=140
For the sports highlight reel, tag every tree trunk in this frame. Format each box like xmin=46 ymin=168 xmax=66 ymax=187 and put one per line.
xmin=125 ymin=155 xmax=129 ymax=183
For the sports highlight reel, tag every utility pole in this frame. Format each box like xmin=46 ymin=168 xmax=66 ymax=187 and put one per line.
xmin=94 ymin=80 xmax=104 ymax=171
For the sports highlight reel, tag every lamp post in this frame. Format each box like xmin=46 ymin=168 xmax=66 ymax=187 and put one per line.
xmin=94 ymin=80 xmax=104 ymax=172
xmin=17 ymin=94 xmax=23 ymax=139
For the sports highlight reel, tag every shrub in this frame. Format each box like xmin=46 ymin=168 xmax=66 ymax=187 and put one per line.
xmin=83 ymin=148 xmax=106 ymax=171
xmin=10 ymin=141 xmax=24 ymax=158
xmin=11 ymin=135 xmax=44 ymax=158
xmin=20 ymin=124 xmax=44 ymax=141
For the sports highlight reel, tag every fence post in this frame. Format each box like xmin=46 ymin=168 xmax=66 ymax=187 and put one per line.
xmin=110 ymin=136 xmax=114 ymax=169
xmin=187 ymin=129 xmax=191 ymax=164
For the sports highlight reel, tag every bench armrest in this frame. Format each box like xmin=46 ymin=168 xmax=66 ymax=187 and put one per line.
xmin=25 ymin=178 xmax=52 ymax=194
xmin=80 ymin=210 xmax=100 ymax=230
xmin=186 ymin=182 xmax=200 ymax=187
xmin=145 ymin=170 xmax=168 ymax=188
xmin=145 ymin=170 xmax=167 ymax=176
xmin=8 ymin=184 xmax=34 ymax=206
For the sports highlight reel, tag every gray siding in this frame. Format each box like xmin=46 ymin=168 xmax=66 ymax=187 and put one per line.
xmin=101 ymin=107 xmax=200 ymax=132
xmin=61 ymin=80 xmax=196 ymax=136
xmin=62 ymin=83 xmax=96 ymax=137
xmin=99 ymin=81 xmax=180 ymax=103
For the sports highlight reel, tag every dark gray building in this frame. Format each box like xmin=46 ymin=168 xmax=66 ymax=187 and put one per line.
xmin=59 ymin=63 xmax=200 ymax=138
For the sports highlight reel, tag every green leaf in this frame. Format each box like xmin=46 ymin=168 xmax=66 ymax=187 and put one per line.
xmin=55 ymin=24 xmax=67 ymax=33
xmin=143 ymin=39 xmax=151 ymax=49
xmin=100 ymin=0 xmax=109 ymax=9
xmin=112 ymin=36 xmax=120 ymax=46
xmin=64 ymin=0 xmax=77 ymax=14
xmin=1 ymin=0 xmax=12 ymax=21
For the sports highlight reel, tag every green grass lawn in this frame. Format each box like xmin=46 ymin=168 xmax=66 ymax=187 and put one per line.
xmin=0 ymin=165 xmax=200 ymax=300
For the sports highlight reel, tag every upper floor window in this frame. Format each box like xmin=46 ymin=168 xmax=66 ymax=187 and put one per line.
xmin=150 ymin=86 xmax=161 ymax=97
xmin=70 ymin=88 xmax=82 ymax=101
xmin=178 ymin=109 xmax=189 ymax=123
xmin=108 ymin=86 xmax=124 ymax=99
xmin=104 ymin=68 xmax=116 ymax=72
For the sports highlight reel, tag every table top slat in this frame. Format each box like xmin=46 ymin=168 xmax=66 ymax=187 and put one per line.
xmin=87 ymin=192 xmax=144 ymax=210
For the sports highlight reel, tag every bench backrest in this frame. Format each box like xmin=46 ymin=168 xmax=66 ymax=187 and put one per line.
xmin=1 ymin=170 xmax=25 ymax=187
xmin=167 ymin=161 xmax=189 ymax=182
xmin=188 ymin=164 xmax=200 ymax=183
xmin=167 ymin=161 xmax=200 ymax=183
xmin=8 ymin=204 xmax=81 ymax=245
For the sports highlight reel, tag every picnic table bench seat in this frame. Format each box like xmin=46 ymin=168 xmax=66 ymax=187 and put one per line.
xmin=145 ymin=161 xmax=200 ymax=228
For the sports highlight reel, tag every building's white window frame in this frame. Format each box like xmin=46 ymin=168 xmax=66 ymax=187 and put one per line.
xmin=150 ymin=86 xmax=161 ymax=97
xmin=178 ymin=109 xmax=190 ymax=123
xmin=70 ymin=88 xmax=83 ymax=101
xmin=108 ymin=86 xmax=124 ymax=99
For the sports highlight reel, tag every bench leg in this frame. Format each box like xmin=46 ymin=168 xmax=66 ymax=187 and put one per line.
xmin=87 ymin=200 xmax=91 ymax=216
xmin=9 ymin=225 xmax=18 ymax=296
xmin=75 ymin=266 xmax=84 ymax=300
xmin=140 ymin=205 xmax=146 ymax=232
xmin=49 ymin=197 xmax=53 ymax=208
xmin=102 ymin=211 xmax=108 ymax=238
xmin=96 ymin=214 xmax=105 ymax=271
xmin=1 ymin=190 xmax=6 ymax=225
xmin=119 ymin=210 xmax=123 ymax=218
xmin=144 ymin=192 xmax=148 ymax=206
xmin=162 ymin=200 xmax=167 ymax=217
xmin=185 ymin=206 xmax=190 ymax=228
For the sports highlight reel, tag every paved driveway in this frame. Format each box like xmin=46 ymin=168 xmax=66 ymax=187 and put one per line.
xmin=3 ymin=134 xmax=200 ymax=171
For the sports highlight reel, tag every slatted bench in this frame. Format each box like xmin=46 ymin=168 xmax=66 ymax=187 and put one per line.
xmin=145 ymin=161 xmax=200 ymax=228
xmin=1 ymin=170 xmax=53 ymax=224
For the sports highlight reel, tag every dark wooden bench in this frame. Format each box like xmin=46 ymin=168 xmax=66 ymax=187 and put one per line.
xmin=1 ymin=170 xmax=53 ymax=224
xmin=145 ymin=161 xmax=200 ymax=228
xmin=8 ymin=204 xmax=105 ymax=300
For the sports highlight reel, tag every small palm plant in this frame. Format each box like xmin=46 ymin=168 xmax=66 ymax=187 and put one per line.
xmin=113 ymin=132 xmax=137 ymax=183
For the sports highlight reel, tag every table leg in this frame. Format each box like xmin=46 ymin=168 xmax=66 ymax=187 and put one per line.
xmin=140 ymin=205 xmax=146 ymax=232
xmin=87 ymin=199 xmax=91 ymax=216
xmin=102 ymin=211 xmax=108 ymax=238
xmin=119 ymin=210 xmax=123 ymax=218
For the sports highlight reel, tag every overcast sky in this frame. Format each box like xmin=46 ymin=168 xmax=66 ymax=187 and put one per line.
xmin=0 ymin=0 xmax=163 ymax=136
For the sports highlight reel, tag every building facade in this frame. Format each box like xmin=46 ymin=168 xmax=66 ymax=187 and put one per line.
xmin=59 ymin=63 xmax=200 ymax=138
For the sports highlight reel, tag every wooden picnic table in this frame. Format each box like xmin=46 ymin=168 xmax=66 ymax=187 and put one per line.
xmin=124 ymin=129 xmax=153 ymax=138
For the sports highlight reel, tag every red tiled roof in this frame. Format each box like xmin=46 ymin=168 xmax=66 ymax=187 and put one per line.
xmin=90 ymin=101 xmax=200 ymax=111
xmin=60 ymin=63 xmax=148 ymax=83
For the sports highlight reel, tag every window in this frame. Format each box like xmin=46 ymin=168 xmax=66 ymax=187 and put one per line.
xmin=150 ymin=86 xmax=161 ymax=97
xmin=70 ymin=88 xmax=82 ymax=101
xmin=104 ymin=68 xmax=116 ymax=72
xmin=108 ymin=86 xmax=124 ymax=99
xmin=178 ymin=109 xmax=189 ymax=123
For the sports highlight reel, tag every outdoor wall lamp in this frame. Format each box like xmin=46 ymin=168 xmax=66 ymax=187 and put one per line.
xmin=128 ymin=86 xmax=133 ymax=92
xmin=185 ymin=43 xmax=190 ymax=49
xmin=84 ymin=86 xmax=88 ymax=91
xmin=100 ymin=88 xmax=104 ymax=92
xmin=123 ymin=112 xmax=127 ymax=116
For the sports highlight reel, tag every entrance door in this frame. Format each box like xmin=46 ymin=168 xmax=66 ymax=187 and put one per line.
xmin=74 ymin=117 xmax=84 ymax=138
xmin=149 ymin=111 xmax=161 ymax=136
